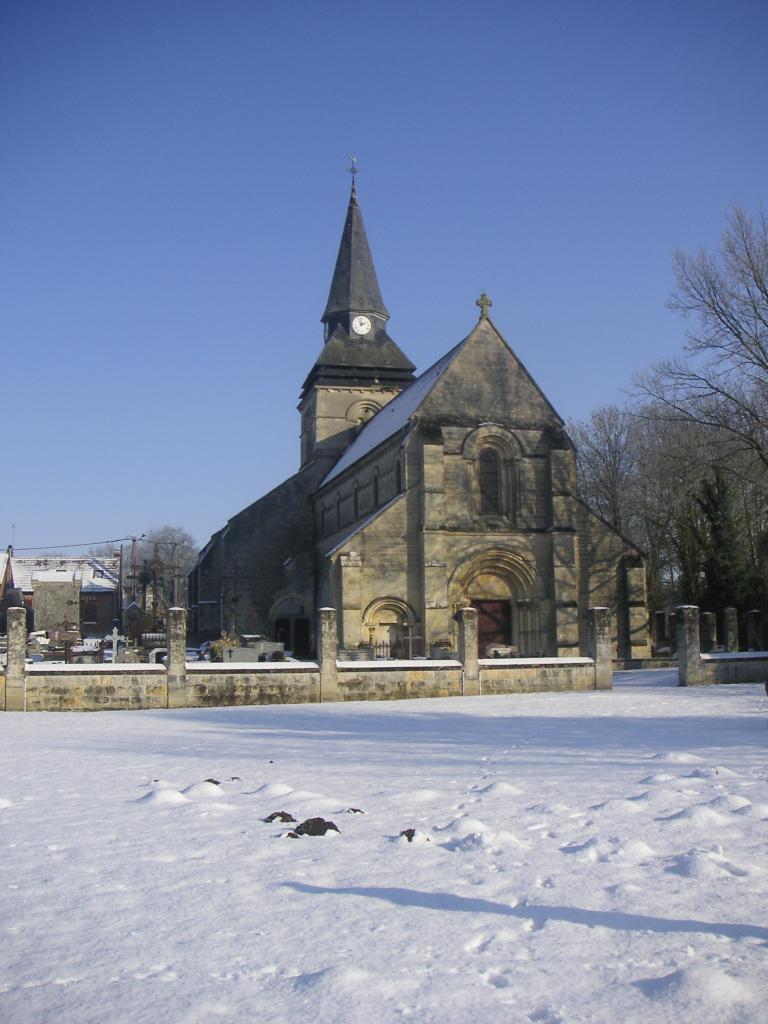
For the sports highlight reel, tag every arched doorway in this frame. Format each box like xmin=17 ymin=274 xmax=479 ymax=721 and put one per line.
xmin=449 ymin=550 xmax=547 ymax=656
xmin=362 ymin=598 xmax=419 ymax=658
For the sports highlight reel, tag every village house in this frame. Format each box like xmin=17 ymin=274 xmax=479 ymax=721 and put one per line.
xmin=0 ymin=550 xmax=121 ymax=638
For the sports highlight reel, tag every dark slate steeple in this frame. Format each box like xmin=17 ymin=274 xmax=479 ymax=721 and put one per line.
xmin=322 ymin=179 xmax=389 ymax=323
xmin=301 ymin=182 xmax=415 ymax=399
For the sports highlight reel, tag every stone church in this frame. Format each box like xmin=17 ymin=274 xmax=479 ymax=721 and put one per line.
xmin=188 ymin=183 xmax=649 ymax=660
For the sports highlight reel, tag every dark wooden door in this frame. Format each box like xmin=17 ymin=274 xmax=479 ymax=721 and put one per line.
xmin=472 ymin=600 xmax=512 ymax=654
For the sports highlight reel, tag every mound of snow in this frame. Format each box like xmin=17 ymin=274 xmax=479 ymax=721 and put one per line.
xmin=472 ymin=781 xmax=524 ymax=797
xmin=613 ymin=838 xmax=656 ymax=861
xmin=284 ymin=789 xmax=325 ymax=802
xmin=735 ymin=801 xmax=768 ymax=819
xmin=685 ymin=765 xmax=740 ymax=779
xmin=658 ymin=805 xmax=732 ymax=827
xmin=137 ymin=788 xmax=190 ymax=806
xmin=639 ymin=772 xmax=678 ymax=784
xmin=666 ymin=847 xmax=751 ymax=879
xmin=559 ymin=836 xmax=612 ymax=862
xmin=181 ymin=781 xmax=225 ymax=800
xmin=589 ymin=797 xmax=645 ymax=815
xmin=254 ymin=782 xmax=294 ymax=798
xmin=397 ymin=828 xmax=432 ymax=846
xmin=706 ymin=794 xmax=752 ymax=812
xmin=635 ymin=965 xmax=754 ymax=1007
xmin=442 ymin=829 xmax=524 ymax=853
xmin=0 ymin=797 xmax=14 ymax=809
xmin=648 ymin=752 xmax=705 ymax=764
xmin=396 ymin=788 xmax=443 ymax=803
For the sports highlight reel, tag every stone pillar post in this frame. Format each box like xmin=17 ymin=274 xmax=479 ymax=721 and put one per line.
xmin=587 ymin=607 xmax=612 ymax=690
xmin=455 ymin=607 xmax=479 ymax=696
xmin=746 ymin=609 xmax=763 ymax=652
xmin=700 ymin=611 xmax=717 ymax=653
xmin=318 ymin=607 xmax=339 ymax=702
xmin=676 ymin=605 xmax=705 ymax=686
xmin=723 ymin=607 xmax=739 ymax=652
xmin=5 ymin=606 xmax=27 ymax=711
xmin=166 ymin=607 xmax=188 ymax=708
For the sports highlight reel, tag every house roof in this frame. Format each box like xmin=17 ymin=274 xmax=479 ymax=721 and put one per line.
xmin=321 ymin=340 xmax=464 ymax=486
xmin=9 ymin=555 xmax=120 ymax=593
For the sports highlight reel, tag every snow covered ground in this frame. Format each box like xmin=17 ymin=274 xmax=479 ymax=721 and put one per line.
xmin=0 ymin=670 xmax=766 ymax=1023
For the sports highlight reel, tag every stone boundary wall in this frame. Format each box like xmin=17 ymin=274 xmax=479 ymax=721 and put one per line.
xmin=479 ymin=657 xmax=596 ymax=694
xmin=1 ymin=606 xmax=613 ymax=711
xmin=676 ymin=606 xmax=768 ymax=686
xmin=24 ymin=664 xmax=168 ymax=712
xmin=337 ymin=660 xmax=463 ymax=701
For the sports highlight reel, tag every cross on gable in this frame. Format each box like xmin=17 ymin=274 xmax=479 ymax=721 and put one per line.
xmin=476 ymin=292 xmax=492 ymax=319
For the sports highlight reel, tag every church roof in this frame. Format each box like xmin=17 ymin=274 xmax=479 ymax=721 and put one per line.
xmin=321 ymin=340 xmax=463 ymax=485
xmin=322 ymin=184 xmax=389 ymax=321
xmin=311 ymin=327 xmax=415 ymax=376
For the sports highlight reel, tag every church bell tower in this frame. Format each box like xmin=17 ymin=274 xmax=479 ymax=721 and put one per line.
xmin=299 ymin=176 xmax=415 ymax=468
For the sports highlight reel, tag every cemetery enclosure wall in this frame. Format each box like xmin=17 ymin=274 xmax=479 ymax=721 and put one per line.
xmin=700 ymin=653 xmax=768 ymax=685
xmin=479 ymin=658 xmax=596 ymax=693
xmin=3 ymin=658 xmax=604 ymax=711
xmin=23 ymin=666 xmax=168 ymax=712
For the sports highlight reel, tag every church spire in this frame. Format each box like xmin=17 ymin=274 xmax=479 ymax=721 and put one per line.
xmin=322 ymin=173 xmax=390 ymax=325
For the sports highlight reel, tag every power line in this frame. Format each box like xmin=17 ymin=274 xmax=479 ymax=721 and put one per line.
xmin=9 ymin=535 xmax=139 ymax=552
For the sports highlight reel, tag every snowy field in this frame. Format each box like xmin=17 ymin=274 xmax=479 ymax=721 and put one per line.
xmin=1 ymin=670 xmax=766 ymax=1024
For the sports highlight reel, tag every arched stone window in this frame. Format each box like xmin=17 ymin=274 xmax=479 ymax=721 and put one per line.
xmin=319 ymin=507 xmax=326 ymax=536
xmin=478 ymin=449 xmax=501 ymax=514
xmin=372 ymin=471 xmax=380 ymax=507
xmin=395 ymin=459 xmax=403 ymax=495
xmin=336 ymin=495 xmax=342 ymax=530
xmin=462 ymin=425 xmax=522 ymax=523
xmin=353 ymin=482 xmax=360 ymax=519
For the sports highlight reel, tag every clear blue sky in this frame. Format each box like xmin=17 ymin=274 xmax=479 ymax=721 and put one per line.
xmin=2 ymin=0 xmax=766 ymax=553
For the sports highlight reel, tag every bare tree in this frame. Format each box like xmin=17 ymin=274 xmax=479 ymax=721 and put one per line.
xmin=636 ymin=204 xmax=768 ymax=469
xmin=126 ymin=526 xmax=198 ymax=611
xmin=569 ymin=405 xmax=637 ymax=535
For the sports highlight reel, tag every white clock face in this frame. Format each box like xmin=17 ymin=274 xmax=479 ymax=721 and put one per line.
xmin=351 ymin=315 xmax=372 ymax=336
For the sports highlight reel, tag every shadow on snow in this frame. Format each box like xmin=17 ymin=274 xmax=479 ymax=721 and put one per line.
xmin=284 ymin=881 xmax=768 ymax=943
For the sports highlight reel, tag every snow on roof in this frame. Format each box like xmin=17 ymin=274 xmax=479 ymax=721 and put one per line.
xmin=10 ymin=556 xmax=119 ymax=592
xmin=32 ymin=569 xmax=78 ymax=584
xmin=321 ymin=342 xmax=463 ymax=486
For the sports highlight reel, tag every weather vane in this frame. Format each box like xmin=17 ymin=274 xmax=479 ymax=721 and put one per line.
xmin=348 ymin=155 xmax=359 ymax=193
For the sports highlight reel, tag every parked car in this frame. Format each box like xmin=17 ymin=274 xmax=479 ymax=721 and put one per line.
xmin=185 ymin=648 xmax=201 ymax=662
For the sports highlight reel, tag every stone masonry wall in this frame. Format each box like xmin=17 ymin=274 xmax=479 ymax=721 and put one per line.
xmin=2 ymin=607 xmax=612 ymax=711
